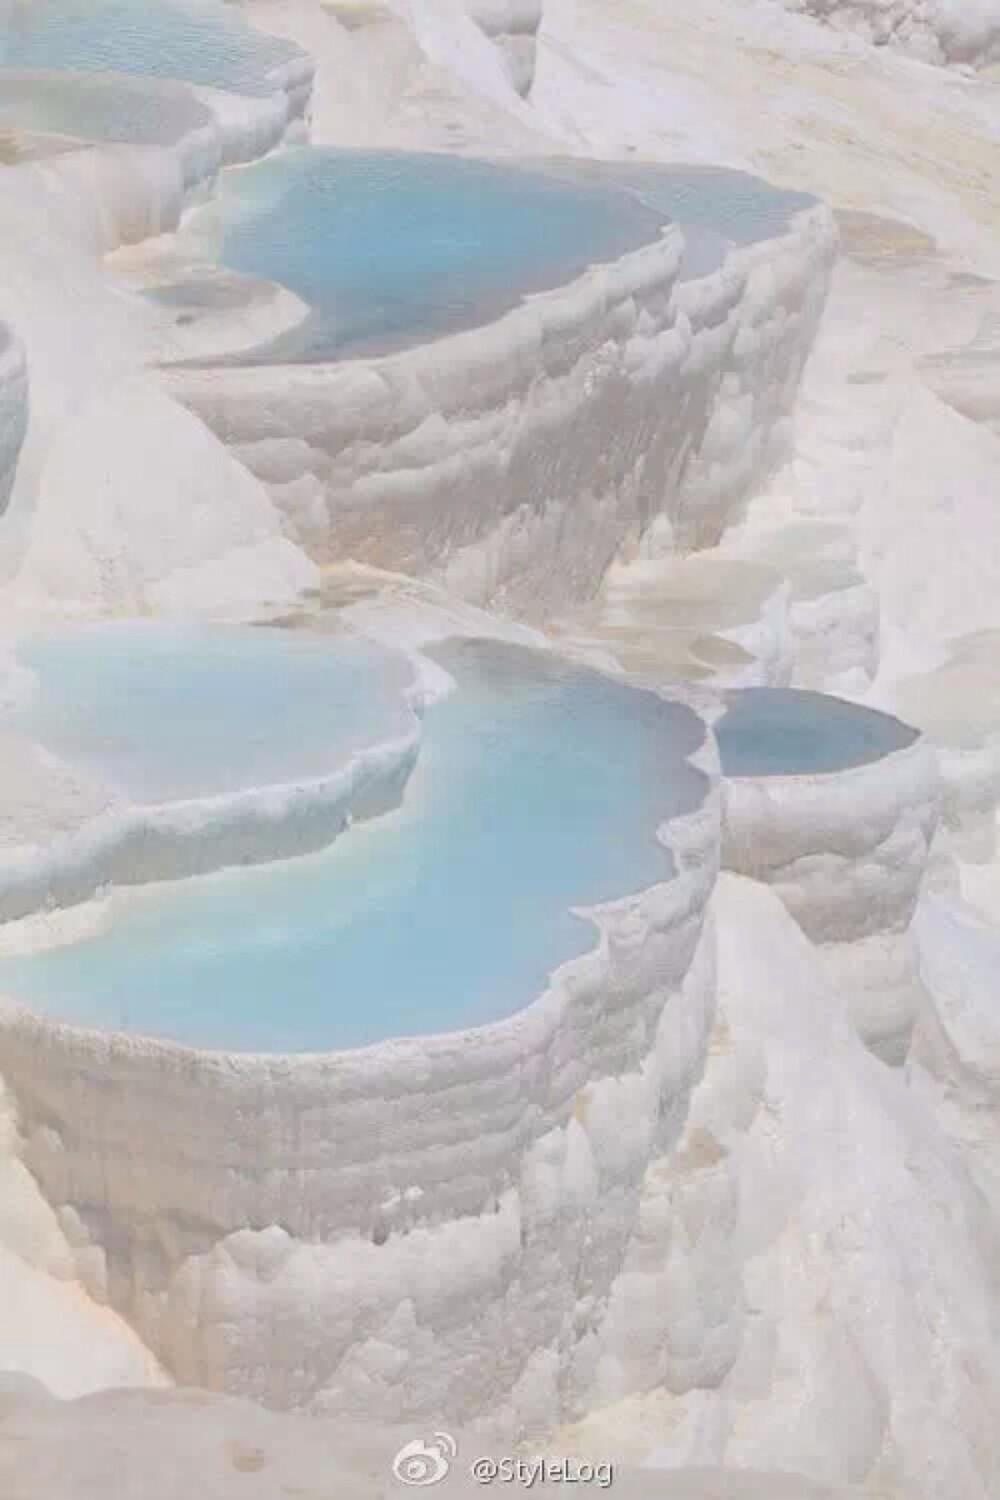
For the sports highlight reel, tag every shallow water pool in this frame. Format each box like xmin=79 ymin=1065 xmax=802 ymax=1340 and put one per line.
xmin=5 ymin=622 xmax=415 ymax=801
xmin=185 ymin=148 xmax=670 ymax=359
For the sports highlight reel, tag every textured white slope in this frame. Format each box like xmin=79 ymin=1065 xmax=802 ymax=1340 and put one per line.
xmin=863 ymin=387 xmax=1000 ymax=677
xmin=707 ymin=878 xmax=1000 ymax=1497
xmin=911 ymin=889 xmax=1000 ymax=1217
xmin=8 ymin=380 xmax=317 ymax=620
xmin=557 ymin=876 xmax=1000 ymax=1500
xmin=769 ymin=0 xmax=1000 ymax=67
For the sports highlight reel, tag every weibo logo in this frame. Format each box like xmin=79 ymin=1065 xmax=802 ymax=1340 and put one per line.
xmin=391 ymin=1432 xmax=458 ymax=1487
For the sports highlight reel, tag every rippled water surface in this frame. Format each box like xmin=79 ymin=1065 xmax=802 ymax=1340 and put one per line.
xmin=0 ymin=0 xmax=298 ymax=92
xmin=187 ymin=148 xmax=670 ymax=358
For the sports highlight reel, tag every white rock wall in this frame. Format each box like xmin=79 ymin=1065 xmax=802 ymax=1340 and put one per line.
xmin=721 ymin=737 xmax=941 ymax=1059
xmin=0 ymin=737 xmax=721 ymax=1428
xmin=0 ymin=322 xmax=27 ymax=518
xmin=167 ymin=204 xmax=837 ymax=623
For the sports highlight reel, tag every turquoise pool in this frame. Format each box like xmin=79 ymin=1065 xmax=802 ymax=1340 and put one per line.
xmin=0 ymin=639 xmax=707 ymax=1051
xmin=182 ymin=148 xmax=671 ymax=359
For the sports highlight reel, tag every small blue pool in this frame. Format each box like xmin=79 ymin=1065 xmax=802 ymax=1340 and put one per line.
xmin=4 ymin=622 xmax=415 ymax=801
xmin=716 ymin=687 xmax=918 ymax=777
xmin=572 ymin=163 xmax=816 ymax=246
xmin=0 ymin=0 xmax=300 ymax=95
xmin=0 ymin=639 xmax=707 ymax=1052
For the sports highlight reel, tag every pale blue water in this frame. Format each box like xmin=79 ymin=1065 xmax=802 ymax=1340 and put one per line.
xmin=535 ymin=161 xmax=817 ymax=278
xmin=571 ymin=163 xmax=816 ymax=246
xmin=0 ymin=639 xmax=707 ymax=1051
xmin=716 ymin=687 xmax=918 ymax=777
xmin=190 ymin=148 xmax=670 ymax=360
xmin=4 ymin=623 xmax=415 ymax=801
xmin=0 ymin=0 xmax=299 ymax=94
xmin=0 ymin=71 xmax=208 ymax=145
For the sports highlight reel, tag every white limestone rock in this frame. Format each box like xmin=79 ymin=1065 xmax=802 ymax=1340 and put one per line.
xmin=10 ymin=380 xmax=318 ymax=621
xmin=0 ymin=729 xmax=721 ymax=1428
xmin=0 ymin=323 xmax=28 ymax=518
xmin=554 ymin=876 xmax=1000 ymax=1499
